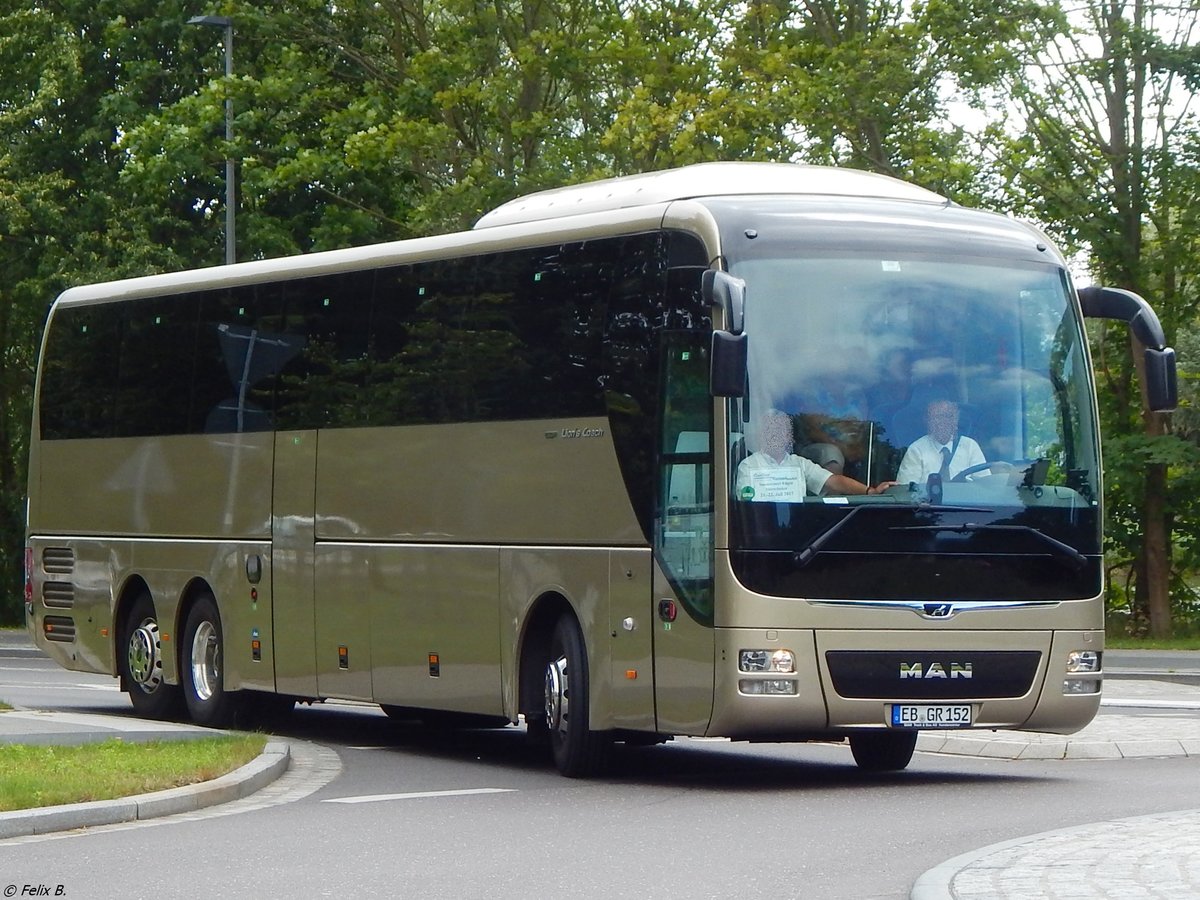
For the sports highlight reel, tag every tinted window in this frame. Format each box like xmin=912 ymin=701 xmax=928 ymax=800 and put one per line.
xmin=274 ymin=272 xmax=374 ymax=430
xmin=115 ymin=295 xmax=198 ymax=437
xmin=39 ymin=231 xmax=711 ymax=442
xmin=40 ymin=303 xmax=122 ymax=439
xmin=194 ymin=285 xmax=287 ymax=434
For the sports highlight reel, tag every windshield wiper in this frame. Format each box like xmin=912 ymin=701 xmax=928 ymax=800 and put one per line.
xmin=793 ymin=503 xmax=995 ymax=569
xmin=891 ymin=521 xmax=1088 ymax=570
xmin=793 ymin=506 xmax=866 ymax=568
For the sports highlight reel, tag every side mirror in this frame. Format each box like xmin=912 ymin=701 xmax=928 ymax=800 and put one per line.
xmin=711 ymin=330 xmax=747 ymax=398
xmin=1143 ymin=347 xmax=1178 ymax=412
xmin=1078 ymin=285 xmax=1178 ymax=412
xmin=703 ymin=270 xmax=749 ymax=397
xmin=702 ymin=270 xmax=745 ymax=335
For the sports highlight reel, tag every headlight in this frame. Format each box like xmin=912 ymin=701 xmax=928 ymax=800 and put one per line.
xmin=1066 ymin=650 xmax=1101 ymax=673
xmin=739 ymin=649 xmax=796 ymax=673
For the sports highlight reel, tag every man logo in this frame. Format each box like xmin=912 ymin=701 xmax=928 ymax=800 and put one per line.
xmin=899 ymin=662 xmax=974 ymax=679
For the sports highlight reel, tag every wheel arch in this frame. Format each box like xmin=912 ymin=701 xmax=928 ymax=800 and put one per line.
xmin=516 ymin=591 xmax=575 ymax=722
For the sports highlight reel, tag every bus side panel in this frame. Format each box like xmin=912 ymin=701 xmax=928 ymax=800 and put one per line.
xmin=314 ymin=422 xmax=643 ymax=546
xmin=367 ymin=546 xmax=502 ymax=714
xmin=608 ymin=548 xmax=656 ymax=731
xmin=651 ymin=561 xmax=716 ymax=736
xmin=32 ymin=435 xmax=273 ymax=539
xmin=502 ymin=548 xmax=656 ymax=732
xmin=313 ymin=544 xmax=374 ymax=701
xmin=26 ymin=536 xmax=127 ymax=676
xmin=271 ymin=430 xmax=319 ymax=698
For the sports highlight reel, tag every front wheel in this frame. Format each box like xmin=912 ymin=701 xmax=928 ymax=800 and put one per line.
xmin=181 ymin=593 xmax=240 ymax=727
xmin=544 ymin=615 xmax=611 ymax=777
xmin=849 ymin=730 xmax=918 ymax=772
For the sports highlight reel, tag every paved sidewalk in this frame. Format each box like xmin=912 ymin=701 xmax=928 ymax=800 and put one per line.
xmin=916 ymin=677 xmax=1200 ymax=761
xmin=912 ymin=670 xmax=1200 ymax=900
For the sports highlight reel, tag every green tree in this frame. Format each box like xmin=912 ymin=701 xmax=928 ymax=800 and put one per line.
xmin=984 ymin=0 xmax=1200 ymax=636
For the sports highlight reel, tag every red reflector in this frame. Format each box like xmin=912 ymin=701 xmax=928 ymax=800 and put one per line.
xmin=24 ymin=547 xmax=33 ymax=605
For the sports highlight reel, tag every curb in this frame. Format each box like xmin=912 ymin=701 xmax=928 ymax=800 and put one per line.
xmin=0 ymin=740 xmax=291 ymax=840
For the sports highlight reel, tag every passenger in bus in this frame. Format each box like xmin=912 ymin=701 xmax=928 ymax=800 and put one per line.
xmin=896 ymin=399 xmax=986 ymax=484
xmin=800 ymin=442 xmax=845 ymax=475
xmin=735 ymin=411 xmax=892 ymax=502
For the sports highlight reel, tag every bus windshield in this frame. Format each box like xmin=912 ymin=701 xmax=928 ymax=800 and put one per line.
xmin=725 ymin=251 xmax=1102 ymax=601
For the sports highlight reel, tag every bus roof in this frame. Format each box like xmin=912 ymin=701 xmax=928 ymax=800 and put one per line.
xmin=474 ymin=161 xmax=948 ymax=229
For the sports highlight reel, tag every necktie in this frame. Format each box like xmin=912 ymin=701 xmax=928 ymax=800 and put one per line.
xmin=939 ymin=446 xmax=952 ymax=478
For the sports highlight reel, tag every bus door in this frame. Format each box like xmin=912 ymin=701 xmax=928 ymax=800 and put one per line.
xmin=270 ymin=429 xmax=319 ymax=697
xmin=653 ymin=332 xmax=717 ymax=735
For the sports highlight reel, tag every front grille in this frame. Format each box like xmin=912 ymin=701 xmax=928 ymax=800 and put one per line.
xmin=42 ymin=616 xmax=75 ymax=643
xmin=826 ymin=650 xmax=1042 ymax=700
xmin=42 ymin=582 xmax=75 ymax=609
xmin=42 ymin=548 xmax=75 ymax=575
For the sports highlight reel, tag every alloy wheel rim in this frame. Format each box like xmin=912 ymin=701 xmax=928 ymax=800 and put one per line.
xmin=128 ymin=619 xmax=163 ymax=692
xmin=190 ymin=621 xmax=221 ymax=702
xmin=544 ymin=654 xmax=569 ymax=737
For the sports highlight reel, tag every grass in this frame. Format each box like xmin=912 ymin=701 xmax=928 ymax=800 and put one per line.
xmin=1105 ymin=634 xmax=1200 ymax=650
xmin=0 ymin=734 xmax=268 ymax=812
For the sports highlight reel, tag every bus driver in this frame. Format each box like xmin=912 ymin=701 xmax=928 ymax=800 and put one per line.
xmin=896 ymin=399 xmax=986 ymax=484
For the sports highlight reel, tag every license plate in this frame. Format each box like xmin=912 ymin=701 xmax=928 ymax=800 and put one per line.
xmin=890 ymin=704 xmax=973 ymax=728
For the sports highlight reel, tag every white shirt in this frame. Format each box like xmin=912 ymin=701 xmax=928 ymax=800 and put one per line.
xmin=735 ymin=452 xmax=833 ymax=502
xmin=896 ymin=434 xmax=986 ymax=484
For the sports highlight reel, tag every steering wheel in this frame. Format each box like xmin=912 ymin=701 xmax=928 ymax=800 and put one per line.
xmin=950 ymin=460 xmax=1021 ymax=482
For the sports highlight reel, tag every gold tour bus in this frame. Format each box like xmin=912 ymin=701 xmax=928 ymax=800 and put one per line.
xmin=24 ymin=162 xmax=1177 ymax=776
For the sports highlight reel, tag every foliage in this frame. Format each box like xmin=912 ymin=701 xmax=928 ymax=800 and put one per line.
xmin=2 ymin=1 xmax=1200 ymax=635
xmin=979 ymin=0 xmax=1200 ymax=636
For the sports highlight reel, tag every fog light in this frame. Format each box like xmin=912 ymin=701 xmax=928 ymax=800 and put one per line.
xmin=1066 ymin=650 xmax=1101 ymax=673
xmin=739 ymin=649 xmax=796 ymax=673
xmin=1063 ymin=678 xmax=1100 ymax=695
xmin=739 ymin=679 xmax=798 ymax=695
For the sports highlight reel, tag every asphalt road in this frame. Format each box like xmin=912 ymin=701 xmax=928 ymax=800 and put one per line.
xmin=1 ymin=641 xmax=1197 ymax=900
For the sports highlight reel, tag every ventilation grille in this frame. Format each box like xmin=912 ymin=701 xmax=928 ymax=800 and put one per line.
xmin=42 ymin=616 xmax=75 ymax=643
xmin=42 ymin=581 xmax=75 ymax=609
xmin=42 ymin=548 xmax=76 ymax=575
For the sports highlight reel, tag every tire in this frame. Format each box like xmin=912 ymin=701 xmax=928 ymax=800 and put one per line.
xmin=849 ymin=730 xmax=918 ymax=772
xmin=544 ymin=615 xmax=611 ymax=777
xmin=118 ymin=592 xmax=182 ymax=719
xmin=181 ymin=593 xmax=241 ymax=727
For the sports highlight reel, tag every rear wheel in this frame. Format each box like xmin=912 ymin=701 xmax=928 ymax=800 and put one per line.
xmin=849 ymin=730 xmax=918 ymax=772
xmin=181 ymin=593 xmax=240 ymax=727
xmin=119 ymin=592 xmax=182 ymax=719
xmin=544 ymin=615 xmax=611 ymax=777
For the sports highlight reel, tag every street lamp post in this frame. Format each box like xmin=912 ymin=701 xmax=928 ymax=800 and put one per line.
xmin=188 ymin=15 xmax=236 ymax=265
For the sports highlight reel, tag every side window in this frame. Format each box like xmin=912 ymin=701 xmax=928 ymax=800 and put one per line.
xmin=656 ymin=330 xmax=713 ymax=623
xmin=475 ymin=244 xmax=608 ymax=420
xmin=194 ymin=285 xmax=288 ymax=434
xmin=274 ymin=272 xmax=373 ymax=430
xmin=114 ymin=295 xmax=198 ymax=437
xmin=368 ymin=264 xmax=420 ymax=426
xmin=40 ymin=303 xmax=122 ymax=440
